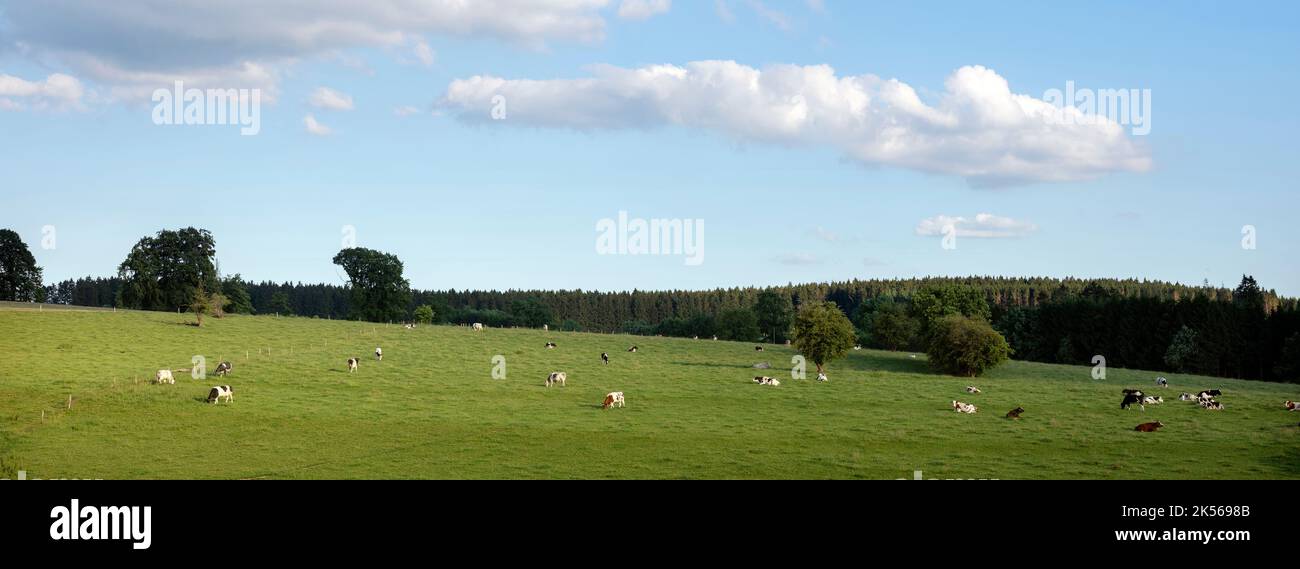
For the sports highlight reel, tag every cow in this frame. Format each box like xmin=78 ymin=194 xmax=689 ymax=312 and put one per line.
xmin=348 ymin=358 xmax=359 ymax=373
xmin=543 ymin=324 xmax=549 ymax=332
xmin=375 ymin=347 xmax=383 ymax=361
xmin=1122 ymin=389 xmax=1144 ymax=396
xmin=154 ymin=369 xmax=174 ymax=384
xmin=1121 ymin=392 xmax=1145 ymax=411
xmin=472 ymin=323 xmax=484 ymax=332
xmin=1134 ymin=421 xmax=1164 ymax=432
xmin=965 ymin=386 xmax=982 ymax=394
xmin=545 ymin=342 xmax=557 ymax=349
xmin=853 ymin=345 xmax=862 ymax=351
xmin=600 ymin=352 xmax=609 ymax=365
xmin=816 ymin=372 xmax=828 ymax=382
xmin=1179 ymin=392 xmax=1197 ymax=401
xmin=1005 ymin=407 xmax=1025 ymax=420
xmin=952 ymin=401 xmax=977 ymax=414
xmin=754 ymin=346 xmax=764 ymax=352
xmin=627 ymin=346 xmax=638 ymax=353
xmin=1142 ymin=395 xmax=1164 ymax=406
xmin=1285 ymin=400 xmax=1298 ymax=411
xmin=214 ymin=361 xmax=233 ymax=377
xmin=207 ymin=385 xmax=233 ymax=404
xmin=602 ymin=392 xmax=625 ymax=409
xmin=1197 ymin=389 xmax=1223 ymax=400
xmin=1201 ymin=399 xmax=1225 ymax=411
xmin=753 ymin=376 xmax=780 ymax=386
xmin=1155 ymin=376 xmax=1168 ymax=388
xmin=546 ymin=372 xmax=567 ymax=388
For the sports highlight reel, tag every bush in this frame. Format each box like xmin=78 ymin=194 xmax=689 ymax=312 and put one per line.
xmin=791 ymin=301 xmax=857 ymax=374
xmin=413 ymin=304 xmax=435 ymax=324
xmin=925 ymin=315 xmax=1011 ymax=377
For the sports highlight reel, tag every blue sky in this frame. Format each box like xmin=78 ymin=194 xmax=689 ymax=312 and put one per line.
xmin=1 ymin=0 xmax=1296 ymax=295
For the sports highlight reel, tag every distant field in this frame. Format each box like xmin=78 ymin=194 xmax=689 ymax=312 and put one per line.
xmin=1 ymin=308 xmax=1297 ymax=479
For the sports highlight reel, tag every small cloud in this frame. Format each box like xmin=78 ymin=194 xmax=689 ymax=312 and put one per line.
xmin=773 ymin=253 xmax=821 ymax=265
xmin=394 ymin=105 xmax=423 ymax=117
xmin=0 ymin=72 xmax=86 ymax=111
xmin=412 ymin=39 xmax=436 ymax=67
xmin=618 ymin=0 xmax=672 ymax=20
xmin=746 ymin=0 xmax=790 ymax=30
xmin=915 ymin=213 xmax=1038 ymax=239
xmin=715 ymin=0 xmax=735 ymax=22
xmin=806 ymin=0 xmax=827 ymax=14
xmin=309 ymin=87 xmax=354 ymax=111
xmin=303 ymin=114 xmax=333 ymax=136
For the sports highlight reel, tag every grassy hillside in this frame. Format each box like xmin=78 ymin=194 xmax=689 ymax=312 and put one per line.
xmin=1 ymin=307 xmax=1297 ymax=479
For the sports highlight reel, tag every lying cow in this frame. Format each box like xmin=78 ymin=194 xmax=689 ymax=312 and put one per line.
xmin=754 ymin=346 xmax=764 ymax=352
xmin=214 ymin=361 xmax=233 ymax=377
xmin=1142 ymin=395 xmax=1164 ymax=405
xmin=627 ymin=346 xmax=638 ymax=353
xmin=1005 ymin=407 xmax=1025 ymax=420
xmin=965 ymin=386 xmax=982 ymax=394
xmin=1134 ymin=421 xmax=1164 ymax=432
xmin=1155 ymin=376 xmax=1168 ymax=388
xmin=602 ymin=392 xmax=625 ymax=409
xmin=1179 ymin=392 xmax=1197 ymax=401
xmin=952 ymin=400 xmax=977 ymax=414
xmin=546 ymin=372 xmax=567 ymax=388
xmin=207 ymin=385 xmax=233 ymax=404
xmin=1200 ymin=399 xmax=1224 ymax=411
xmin=816 ymin=373 xmax=828 ymax=382
xmin=347 ymin=358 xmax=359 ymax=373
xmin=153 ymin=369 xmax=175 ymax=385
xmin=545 ymin=342 xmax=557 ymax=349
xmin=753 ymin=376 xmax=780 ymax=386
xmin=1286 ymin=400 xmax=1298 ymax=411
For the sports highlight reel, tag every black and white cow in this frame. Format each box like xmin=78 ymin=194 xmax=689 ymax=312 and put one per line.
xmin=754 ymin=346 xmax=764 ymax=352
xmin=207 ymin=385 xmax=233 ymax=404
xmin=214 ymin=361 xmax=233 ymax=377
xmin=375 ymin=347 xmax=383 ymax=361
xmin=600 ymin=352 xmax=609 ymax=365
xmin=546 ymin=372 xmax=567 ymax=388
xmin=1121 ymin=391 xmax=1146 ymax=411
xmin=627 ymin=346 xmax=638 ymax=353
xmin=347 ymin=358 xmax=359 ymax=373
xmin=545 ymin=342 xmax=557 ymax=349
xmin=1155 ymin=376 xmax=1168 ymax=388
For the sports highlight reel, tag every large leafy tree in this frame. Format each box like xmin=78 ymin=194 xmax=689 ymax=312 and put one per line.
xmin=911 ymin=285 xmax=991 ymax=331
xmin=0 ymin=229 xmax=43 ymax=301
xmin=753 ymin=291 xmax=793 ymax=343
xmin=117 ymin=227 xmax=218 ymax=311
xmin=332 ymin=247 xmax=411 ymax=323
xmin=221 ymin=275 xmax=255 ymax=314
xmin=866 ymin=301 xmax=919 ymax=351
xmin=925 ymin=315 xmax=1011 ymax=377
xmin=791 ymin=301 xmax=856 ymax=374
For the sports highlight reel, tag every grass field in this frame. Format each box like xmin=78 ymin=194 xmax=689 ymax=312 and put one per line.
xmin=1 ymin=307 xmax=1298 ymax=479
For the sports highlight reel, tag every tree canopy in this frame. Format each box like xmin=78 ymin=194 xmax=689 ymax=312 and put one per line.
xmin=116 ymin=227 xmax=218 ymax=311
xmin=0 ymin=229 xmax=43 ymax=302
xmin=791 ymin=301 xmax=857 ymax=373
xmin=332 ymin=247 xmax=411 ymax=323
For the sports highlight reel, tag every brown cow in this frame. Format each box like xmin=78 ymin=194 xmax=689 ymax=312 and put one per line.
xmin=1134 ymin=421 xmax=1164 ymax=432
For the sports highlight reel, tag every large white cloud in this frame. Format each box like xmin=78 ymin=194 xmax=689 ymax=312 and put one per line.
xmin=0 ymin=1 xmax=613 ymax=100
xmin=915 ymin=214 xmax=1038 ymax=238
xmin=440 ymin=61 xmax=1151 ymax=185
xmin=0 ymin=72 xmax=85 ymax=110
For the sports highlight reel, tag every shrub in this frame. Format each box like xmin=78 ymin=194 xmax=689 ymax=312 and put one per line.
xmin=925 ymin=315 xmax=1011 ymax=377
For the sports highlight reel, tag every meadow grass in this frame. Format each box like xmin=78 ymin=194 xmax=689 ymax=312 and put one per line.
xmin=1 ymin=307 xmax=1297 ymax=479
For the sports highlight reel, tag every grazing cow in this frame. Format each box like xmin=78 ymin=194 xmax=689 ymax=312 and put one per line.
xmin=602 ymin=392 xmax=625 ymax=409
xmin=952 ymin=401 xmax=978 ymax=414
xmin=545 ymin=342 xmax=557 ymax=349
xmin=1142 ymin=395 xmax=1164 ymax=405
xmin=546 ymin=372 xmax=567 ymax=388
xmin=965 ymin=386 xmax=982 ymax=394
xmin=154 ymin=369 xmax=175 ymax=385
xmin=1121 ymin=392 xmax=1145 ymax=411
xmin=1134 ymin=421 xmax=1164 ymax=432
xmin=207 ymin=385 xmax=233 ymax=404
xmin=600 ymin=352 xmax=609 ymax=365
xmin=543 ymin=324 xmax=549 ymax=332
xmin=1005 ymin=407 xmax=1025 ymax=420
xmin=1285 ymin=400 xmax=1297 ymax=411
xmin=1197 ymin=389 xmax=1223 ymax=400
xmin=375 ymin=347 xmax=383 ymax=361
xmin=755 ymin=346 xmax=764 ymax=352
xmin=627 ymin=346 xmax=638 ymax=353
xmin=816 ymin=372 xmax=828 ymax=382
xmin=472 ymin=323 xmax=484 ymax=332
xmin=1155 ymin=376 xmax=1168 ymax=388
xmin=214 ymin=361 xmax=233 ymax=377
xmin=347 ymin=358 xmax=359 ymax=373
xmin=1179 ymin=392 xmax=1197 ymax=401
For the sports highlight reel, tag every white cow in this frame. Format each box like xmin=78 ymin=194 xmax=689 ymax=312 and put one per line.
xmin=602 ymin=392 xmax=625 ymax=409
xmin=1142 ymin=395 xmax=1164 ymax=405
xmin=952 ymin=400 xmax=978 ymax=414
xmin=965 ymin=386 xmax=982 ymax=394
xmin=347 ymin=358 xmax=359 ymax=373
xmin=375 ymin=347 xmax=383 ymax=361
xmin=153 ymin=369 xmax=175 ymax=385
xmin=472 ymin=323 xmax=484 ymax=332
xmin=546 ymin=372 xmax=567 ymax=388
xmin=753 ymin=376 xmax=780 ymax=386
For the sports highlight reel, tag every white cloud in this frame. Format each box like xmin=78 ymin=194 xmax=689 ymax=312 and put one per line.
xmin=806 ymin=0 xmax=826 ymax=14
xmin=0 ymin=1 xmax=613 ymax=101
xmin=394 ymin=105 xmax=423 ymax=117
xmin=309 ymin=87 xmax=354 ymax=111
xmin=0 ymin=72 xmax=85 ymax=110
xmin=774 ymin=253 xmax=821 ymax=265
xmin=915 ymin=213 xmax=1038 ymax=238
xmin=412 ymin=39 xmax=437 ymax=67
xmin=440 ymin=61 xmax=1151 ymax=186
xmin=303 ymin=114 xmax=333 ymax=136
xmin=715 ymin=0 xmax=736 ymax=22
xmin=618 ymin=0 xmax=671 ymax=20
xmin=746 ymin=0 xmax=790 ymax=30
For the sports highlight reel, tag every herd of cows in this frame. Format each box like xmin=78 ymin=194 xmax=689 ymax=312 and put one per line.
xmin=144 ymin=323 xmax=1300 ymax=429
